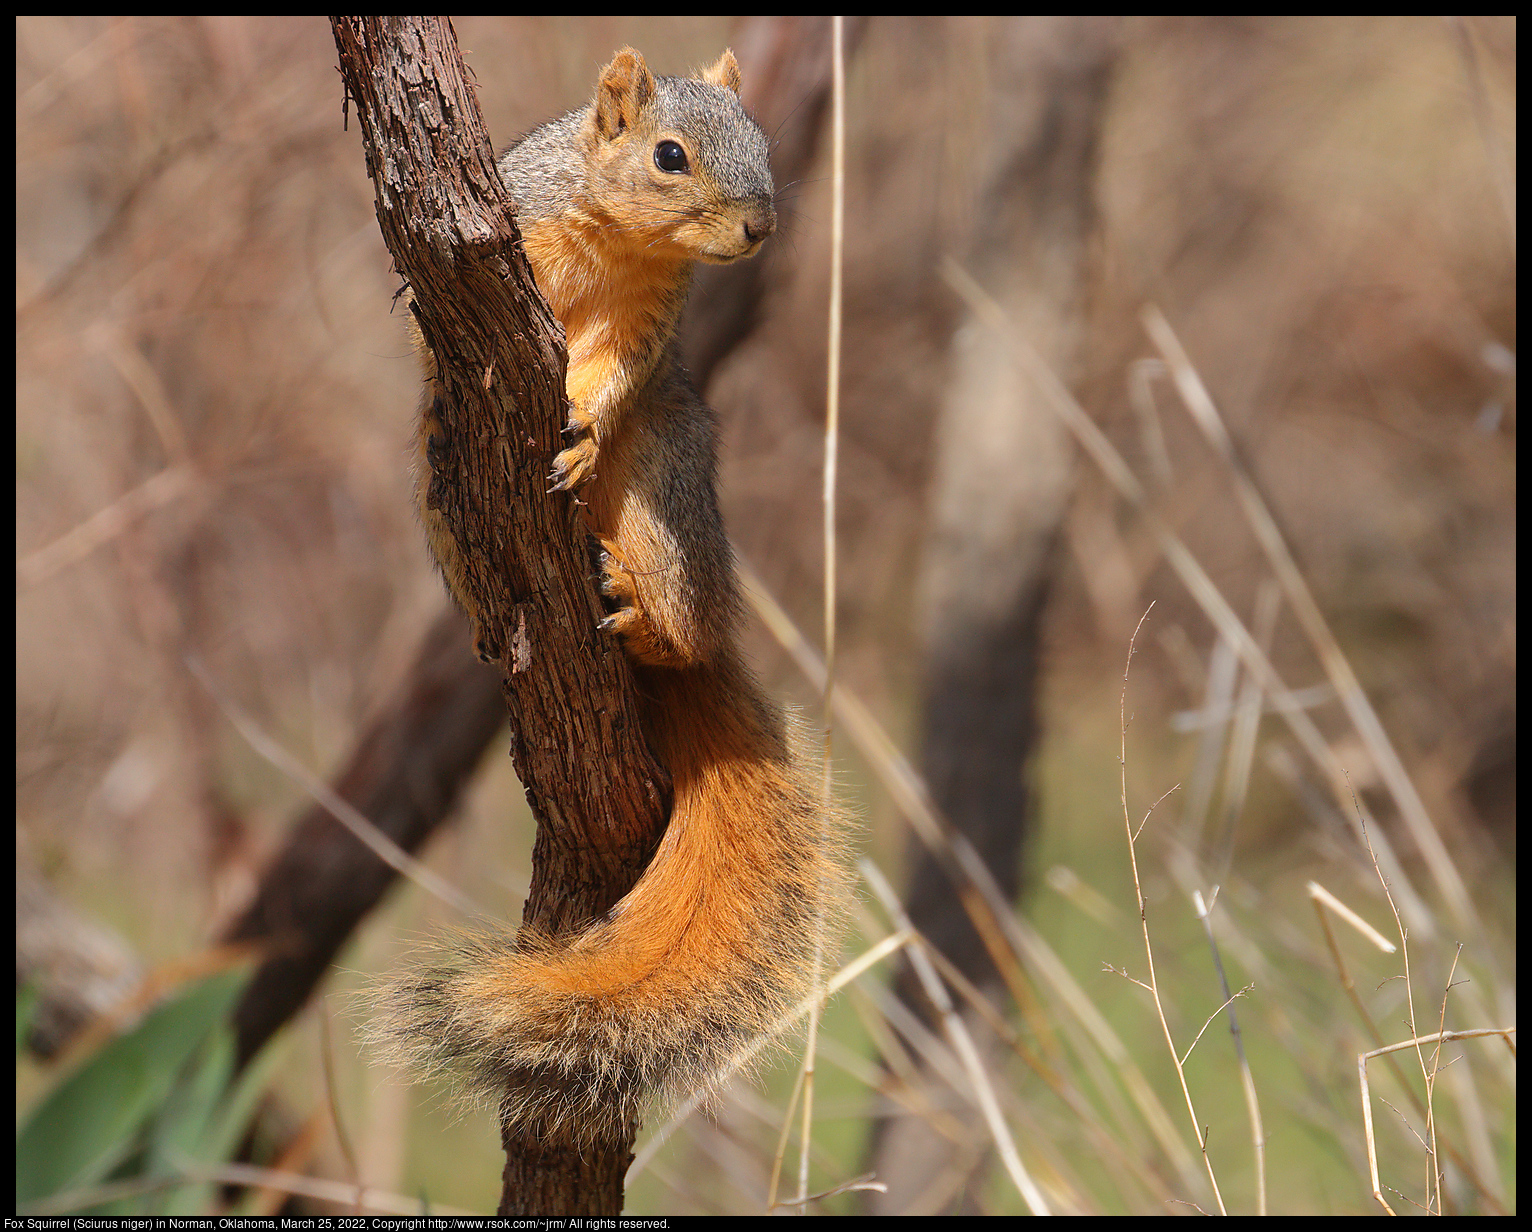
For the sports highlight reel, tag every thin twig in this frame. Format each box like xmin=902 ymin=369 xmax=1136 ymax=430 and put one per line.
xmin=16 ymin=1161 xmax=480 ymax=1218
xmin=941 ymin=260 xmax=1433 ymax=940
xmin=917 ymin=937 xmax=1177 ymax=1210
xmin=1353 ymin=790 xmax=1426 ymax=1216
xmin=1191 ymin=891 xmax=1266 ymax=1216
xmin=1176 ymin=979 xmax=1254 ymax=1069
xmin=17 ymin=466 xmax=195 ymax=589
xmin=1423 ymin=945 xmax=1465 ymax=1213
xmin=1119 ymin=606 xmax=1227 ymax=1214
xmin=631 ymin=928 xmax=914 ymax=1187
xmin=1308 ymin=881 xmax=1397 ymax=956
xmin=1310 ymin=882 xmax=1507 ymax=1213
xmin=316 ymin=997 xmax=362 ymax=1215
xmin=766 ymin=1063 xmax=808 ymax=1212
xmin=737 ymin=555 xmax=1199 ymax=1191
xmin=771 ymin=1173 xmax=888 ymax=1208
xmin=1208 ymin=578 xmax=1278 ymax=883
xmin=795 ymin=15 xmax=847 ymax=1212
xmin=1143 ymin=305 xmax=1477 ymax=945
xmin=1360 ymin=1028 xmax=1517 ymax=1216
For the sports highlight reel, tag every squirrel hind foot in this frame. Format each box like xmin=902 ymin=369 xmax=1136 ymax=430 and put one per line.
xmin=598 ymin=608 xmax=691 ymax=669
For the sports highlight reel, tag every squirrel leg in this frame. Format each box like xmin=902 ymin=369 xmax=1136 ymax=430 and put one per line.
xmin=596 ymin=540 xmax=693 ymax=669
xmin=551 ymin=353 xmax=640 ymax=491
xmin=417 ymin=399 xmax=503 ymax=663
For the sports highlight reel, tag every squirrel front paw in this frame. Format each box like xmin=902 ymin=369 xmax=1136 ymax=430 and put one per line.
xmin=550 ymin=435 xmax=599 ymax=491
xmin=549 ymin=404 xmax=601 ymax=491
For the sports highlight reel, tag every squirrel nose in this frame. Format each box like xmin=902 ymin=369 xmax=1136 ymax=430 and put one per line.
xmin=742 ymin=207 xmax=777 ymax=246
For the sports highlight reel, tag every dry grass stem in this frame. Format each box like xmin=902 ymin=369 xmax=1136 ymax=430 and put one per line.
xmin=1177 ymin=981 xmax=1254 ymax=1069
xmin=1119 ymin=606 xmax=1226 ymax=1214
xmin=792 ymin=15 xmax=849 ymax=1211
xmin=16 ymin=466 xmax=196 ymax=589
xmin=18 ymin=1161 xmax=480 ymax=1218
xmin=1310 ymin=883 xmax=1507 ymax=1213
xmin=861 ymin=858 xmax=1052 ymax=1215
xmin=772 ymin=1173 xmax=888 ymax=1207
xmin=766 ymin=1063 xmax=808 ymax=1211
xmin=316 ymin=998 xmax=362 ymax=1213
xmin=1143 ymin=305 xmax=1477 ymax=943
xmin=1350 ymin=795 xmax=1513 ymax=1215
xmin=740 ymin=556 xmax=1200 ymax=1186
xmin=738 ymin=558 xmax=1038 ymax=1013
xmin=185 ymin=655 xmax=482 ymax=918
xmin=1190 ymin=890 xmax=1266 ymax=1215
xmin=629 ymin=927 xmax=914 ymax=1188
xmin=941 ymin=259 xmax=1435 ymax=939
xmin=1208 ymin=578 xmax=1279 ymax=881
xmin=1307 ymin=881 xmax=1397 ymax=955
xmin=18 ymin=19 xmax=1512 ymax=1215
xmin=1360 ymin=1028 xmax=1517 ymax=1216
xmin=915 ymin=935 xmax=1176 ymax=1208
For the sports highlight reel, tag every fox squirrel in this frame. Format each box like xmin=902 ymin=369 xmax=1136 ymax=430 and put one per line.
xmin=382 ymin=48 xmax=848 ymax=1141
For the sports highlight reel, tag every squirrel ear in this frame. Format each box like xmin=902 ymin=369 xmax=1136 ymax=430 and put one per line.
xmin=700 ymin=48 xmax=742 ymax=96
xmin=594 ymin=47 xmax=657 ymax=139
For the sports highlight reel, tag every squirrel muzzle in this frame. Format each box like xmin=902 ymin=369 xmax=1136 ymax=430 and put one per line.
xmin=702 ymin=195 xmax=777 ymax=265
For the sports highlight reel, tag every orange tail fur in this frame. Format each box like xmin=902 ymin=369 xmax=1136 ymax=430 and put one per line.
xmin=377 ymin=654 xmax=846 ymax=1139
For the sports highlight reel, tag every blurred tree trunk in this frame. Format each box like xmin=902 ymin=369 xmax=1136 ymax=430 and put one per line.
xmin=221 ymin=606 xmax=504 ymax=1068
xmin=867 ymin=16 xmax=1120 ymax=1214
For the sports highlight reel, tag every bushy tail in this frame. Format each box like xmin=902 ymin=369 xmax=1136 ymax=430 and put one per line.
xmin=372 ymin=660 xmax=847 ymax=1140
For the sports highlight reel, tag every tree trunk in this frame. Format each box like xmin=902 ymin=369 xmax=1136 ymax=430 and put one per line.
xmin=331 ymin=16 xmax=670 ymax=1214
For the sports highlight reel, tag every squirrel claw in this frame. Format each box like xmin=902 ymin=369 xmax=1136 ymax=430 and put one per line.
xmin=551 ymin=439 xmax=598 ymax=491
xmin=599 ymin=608 xmax=641 ymax=646
xmin=597 ymin=545 xmax=637 ymax=602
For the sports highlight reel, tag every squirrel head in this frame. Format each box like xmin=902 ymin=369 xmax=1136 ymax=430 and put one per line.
xmin=582 ymin=47 xmax=776 ymax=265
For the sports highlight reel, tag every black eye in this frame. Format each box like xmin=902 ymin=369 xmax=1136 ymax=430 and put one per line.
xmin=654 ymin=140 xmax=689 ymax=174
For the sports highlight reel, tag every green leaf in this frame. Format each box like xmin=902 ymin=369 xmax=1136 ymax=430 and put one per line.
xmin=141 ymin=1023 xmax=237 ymax=1214
xmin=15 ymin=967 xmax=248 ymax=1205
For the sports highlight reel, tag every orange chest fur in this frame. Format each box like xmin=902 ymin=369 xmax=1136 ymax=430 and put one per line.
xmin=519 ymin=213 xmax=683 ymax=378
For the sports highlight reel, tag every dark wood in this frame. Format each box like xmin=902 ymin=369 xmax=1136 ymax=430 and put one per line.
xmin=866 ymin=16 xmax=1120 ymax=1213
xmin=330 ymin=16 xmax=670 ymax=1214
xmin=223 ymin=15 xmax=847 ymax=1089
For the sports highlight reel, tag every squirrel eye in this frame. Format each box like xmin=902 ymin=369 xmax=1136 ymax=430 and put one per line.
xmin=654 ymin=140 xmax=689 ymax=174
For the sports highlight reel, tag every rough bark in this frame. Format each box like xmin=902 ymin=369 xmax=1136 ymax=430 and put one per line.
xmin=330 ymin=16 xmax=670 ymax=1214
xmin=216 ymin=16 xmax=842 ymax=1213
